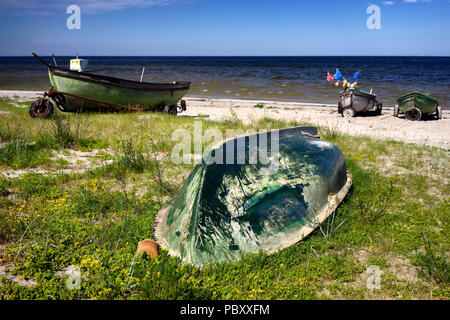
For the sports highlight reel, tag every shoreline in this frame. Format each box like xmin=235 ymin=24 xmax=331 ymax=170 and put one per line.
xmin=187 ymin=93 xmax=337 ymax=106
xmin=1 ymin=90 xmax=449 ymax=149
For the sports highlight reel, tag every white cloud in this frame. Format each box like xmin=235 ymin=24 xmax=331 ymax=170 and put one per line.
xmin=1 ymin=0 xmax=188 ymax=14
xmin=383 ymin=1 xmax=395 ymax=5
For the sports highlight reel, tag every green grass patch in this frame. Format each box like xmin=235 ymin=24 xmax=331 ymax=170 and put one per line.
xmin=0 ymin=97 xmax=448 ymax=300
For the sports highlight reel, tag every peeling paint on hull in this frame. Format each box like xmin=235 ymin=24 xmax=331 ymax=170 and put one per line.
xmin=155 ymin=126 xmax=352 ymax=265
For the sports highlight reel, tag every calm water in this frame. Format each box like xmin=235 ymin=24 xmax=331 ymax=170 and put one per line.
xmin=0 ymin=56 xmax=449 ymax=108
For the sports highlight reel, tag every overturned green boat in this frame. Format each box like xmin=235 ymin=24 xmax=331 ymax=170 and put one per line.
xmin=155 ymin=126 xmax=352 ymax=265
xmin=29 ymin=52 xmax=190 ymax=118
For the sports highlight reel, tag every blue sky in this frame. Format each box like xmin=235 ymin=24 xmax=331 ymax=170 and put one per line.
xmin=0 ymin=0 xmax=449 ymax=56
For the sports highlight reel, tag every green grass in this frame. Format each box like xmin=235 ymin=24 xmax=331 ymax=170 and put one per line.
xmin=0 ymin=98 xmax=448 ymax=300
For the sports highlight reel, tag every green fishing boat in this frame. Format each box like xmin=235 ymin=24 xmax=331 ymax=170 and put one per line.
xmin=154 ymin=126 xmax=352 ymax=265
xmin=29 ymin=52 xmax=190 ymax=118
xmin=393 ymin=91 xmax=441 ymax=121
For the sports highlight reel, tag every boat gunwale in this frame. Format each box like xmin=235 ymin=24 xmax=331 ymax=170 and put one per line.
xmin=397 ymin=91 xmax=438 ymax=104
xmin=49 ymin=66 xmax=191 ymax=92
xmin=339 ymin=88 xmax=377 ymax=98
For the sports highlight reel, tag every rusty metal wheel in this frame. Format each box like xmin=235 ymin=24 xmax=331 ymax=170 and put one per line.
xmin=342 ymin=107 xmax=355 ymax=118
xmin=405 ymin=107 xmax=421 ymax=121
xmin=29 ymin=99 xmax=55 ymax=118
xmin=164 ymin=104 xmax=177 ymax=116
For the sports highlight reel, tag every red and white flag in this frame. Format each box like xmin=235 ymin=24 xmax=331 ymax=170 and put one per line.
xmin=327 ymin=72 xmax=335 ymax=84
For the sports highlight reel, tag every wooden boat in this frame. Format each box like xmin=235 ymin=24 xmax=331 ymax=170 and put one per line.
xmin=394 ymin=91 xmax=441 ymax=121
xmin=338 ymin=87 xmax=382 ymax=118
xmin=154 ymin=126 xmax=352 ymax=265
xmin=29 ymin=52 xmax=190 ymax=118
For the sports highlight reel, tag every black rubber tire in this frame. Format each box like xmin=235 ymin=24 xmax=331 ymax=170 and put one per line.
xmin=436 ymin=106 xmax=442 ymax=120
xmin=376 ymin=103 xmax=382 ymax=115
xmin=338 ymin=102 xmax=343 ymax=114
xmin=52 ymin=93 xmax=66 ymax=107
xmin=164 ymin=104 xmax=178 ymax=116
xmin=342 ymin=107 xmax=355 ymax=118
xmin=393 ymin=104 xmax=399 ymax=117
xmin=29 ymin=99 xmax=55 ymax=118
xmin=405 ymin=107 xmax=422 ymax=121
xmin=181 ymin=99 xmax=187 ymax=111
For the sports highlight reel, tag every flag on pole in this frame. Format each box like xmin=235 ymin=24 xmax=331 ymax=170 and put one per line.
xmin=353 ymin=71 xmax=361 ymax=82
xmin=326 ymin=72 xmax=335 ymax=84
xmin=333 ymin=68 xmax=343 ymax=80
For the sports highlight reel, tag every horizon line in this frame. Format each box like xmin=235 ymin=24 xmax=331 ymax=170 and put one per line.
xmin=1 ymin=55 xmax=450 ymax=58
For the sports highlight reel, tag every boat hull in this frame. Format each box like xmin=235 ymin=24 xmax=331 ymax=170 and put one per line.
xmin=397 ymin=91 xmax=438 ymax=115
xmin=154 ymin=126 xmax=352 ymax=265
xmin=48 ymin=68 xmax=190 ymax=112
xmin=339 ymin=88 xmax=377 ymax=113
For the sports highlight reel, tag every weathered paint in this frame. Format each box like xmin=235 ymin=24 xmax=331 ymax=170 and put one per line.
xmin=48 ymin=70 xmax=189 ymax=110
xmin=155 ymin=126 xmax=352 ymax=265
xmin=397 ymin=91 xmax=438 ymax=115
xmin=340 ymin=88 xmax=377 ymax=113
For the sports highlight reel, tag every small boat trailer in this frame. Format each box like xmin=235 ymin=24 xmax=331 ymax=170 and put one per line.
xmin=338 ymin=87 xmax=382 ymax=118
xmin=393 ymin=91 xmax=442 ymax=121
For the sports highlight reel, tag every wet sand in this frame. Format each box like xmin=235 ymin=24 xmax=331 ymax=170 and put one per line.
xmin=1 ymin=90 xmax=449 ymax=149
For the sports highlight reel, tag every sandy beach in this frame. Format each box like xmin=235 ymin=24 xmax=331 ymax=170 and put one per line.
xmin=1 ymin=90 xmax=449 ymax=149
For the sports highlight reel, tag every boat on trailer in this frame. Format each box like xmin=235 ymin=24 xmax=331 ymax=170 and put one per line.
xmin=338 ymin=87 xmax=382 ymax=118
xmin=393 ymin=91 xmax=441 ymax=121
xmin=29 ymin=52 xmax=191 ymax=118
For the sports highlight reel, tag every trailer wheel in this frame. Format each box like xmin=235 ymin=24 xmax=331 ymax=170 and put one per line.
xmin=177 ymin=100 xmax=187 ymax=113
xmin=164 ymin=104 xmax=178 ymax=116
xmin=393 ymin=104 xmax=399 ymax=117
xmin=342 ymin=107 xmax=355 ymax=118
xmin=29 ymin=99 xmax=55 ymax=118
xmin=435 ymin=105 xmax=442 ymax=120
xmin=52 ymin=93 xmax=66 ymax=107
xmin=376 ymin=103 xmax=382 ymax=115
xmin=405 ymin=107 xmax=421 ymax=121
xmin=337 ymin=102 xmax=343 ymax=114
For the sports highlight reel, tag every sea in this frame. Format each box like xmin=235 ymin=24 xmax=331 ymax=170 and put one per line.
xmin=0 ymin=56 xmax=449 ymax=108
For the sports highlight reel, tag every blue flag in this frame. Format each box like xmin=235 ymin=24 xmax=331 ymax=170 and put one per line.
xmin=353 ymin=71 xmax=361 ymax=82
xmin=333 ymin=68 xmax=343 ymax=80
